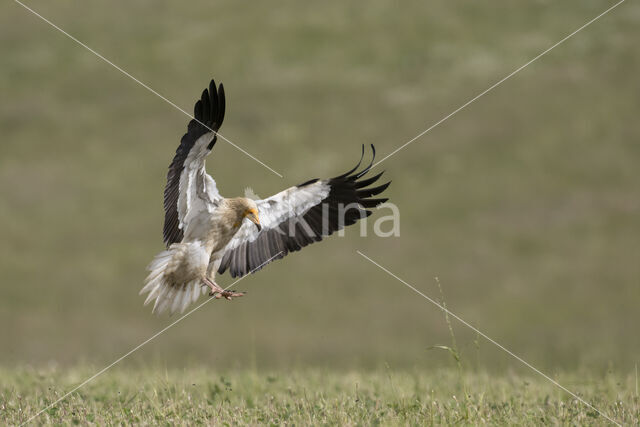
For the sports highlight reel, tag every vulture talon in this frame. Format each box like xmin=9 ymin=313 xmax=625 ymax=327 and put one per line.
xmin=212 ymin=289 xmax=245 ymax=300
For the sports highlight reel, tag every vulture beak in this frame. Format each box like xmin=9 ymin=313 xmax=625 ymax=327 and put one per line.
xmin=246 ymin=210 xmax=261 ymax=232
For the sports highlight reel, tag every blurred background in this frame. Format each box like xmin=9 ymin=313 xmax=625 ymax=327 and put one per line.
xmin=1 ymin=0 xmax=638 ymax=374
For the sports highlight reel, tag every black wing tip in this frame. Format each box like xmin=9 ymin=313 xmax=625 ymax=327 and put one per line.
xmin=327 ymin=145 xmax=390 ymax=211
xmin=335 ymin=145 xmax=366 ymax=179
xmin=217 ymin=82 xmax=225 ymax=106
xmin=344 ymin=145 xmax=390 ymax=209
xmin=356 ymin=181 xmax=391 ymax=198
xmin=193 ymin=100 xmax=203 ymax=121
xmin=330 ymin=144 xmax=388 ymax=190
xmin=354 ymin=170 xmax=385 ymax=189
xmin=191 ymin=78 xmax=226 ymax=130
xmin=361 ymin=198 xmax=388 ymax=208
xmin=297 ymin=178 xmax=320 ymax=188
xmin=354 ymin=145 xmax=376 ymax=179
xmin=335 ymin=144 xmax=378 ymax=181
xmin=217 ymin=83 xmax=226 ymax=126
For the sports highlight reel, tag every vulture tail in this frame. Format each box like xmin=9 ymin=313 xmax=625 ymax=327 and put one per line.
xmin=139 ymin=247 xmax=206 ymax=315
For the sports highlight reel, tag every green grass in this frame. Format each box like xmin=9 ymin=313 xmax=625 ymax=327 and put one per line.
xmin=2 ymin=367 xmax=638 ymax=425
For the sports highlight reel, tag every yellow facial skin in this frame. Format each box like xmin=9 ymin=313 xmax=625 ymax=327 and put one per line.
xmin=244 ymin=208 xmax=261 ymax=231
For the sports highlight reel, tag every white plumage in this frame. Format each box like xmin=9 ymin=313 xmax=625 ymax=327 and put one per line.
xmin=140 ymin=79 xmax=390 ymax=314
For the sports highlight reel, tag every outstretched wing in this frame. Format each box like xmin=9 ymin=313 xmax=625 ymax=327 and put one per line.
xmin=163 ymin=80 xmax=226 ymax=247
xmin=217 ymin=145 xmax=390 ymax=278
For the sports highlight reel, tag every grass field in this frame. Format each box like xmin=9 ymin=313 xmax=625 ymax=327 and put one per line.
xmin=2 ymin=367 xmax=638 ymax=425
xmin=1 ymin=0 xmax=639 ymax=424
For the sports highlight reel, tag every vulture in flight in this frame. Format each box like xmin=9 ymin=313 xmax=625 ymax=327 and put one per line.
xmin=140 ymin=79 xmax=390 ymax=314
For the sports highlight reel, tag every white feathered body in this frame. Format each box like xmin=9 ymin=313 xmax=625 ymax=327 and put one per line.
xmin=140 ymin=80 xmax=390 ymax=315
xmin=141 ymin=198 xmax=252 ymax=314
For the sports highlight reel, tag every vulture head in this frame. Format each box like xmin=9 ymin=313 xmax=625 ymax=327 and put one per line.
xmin=228 ymin=197 xmax=261 ymax=231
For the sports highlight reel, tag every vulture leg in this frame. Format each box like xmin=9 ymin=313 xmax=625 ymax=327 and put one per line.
xmin=202 ymin=277 xmax=245 ymax=300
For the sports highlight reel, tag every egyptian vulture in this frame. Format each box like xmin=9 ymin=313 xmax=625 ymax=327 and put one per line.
xmin=140 ymin=79 xmax=390 ymax=314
